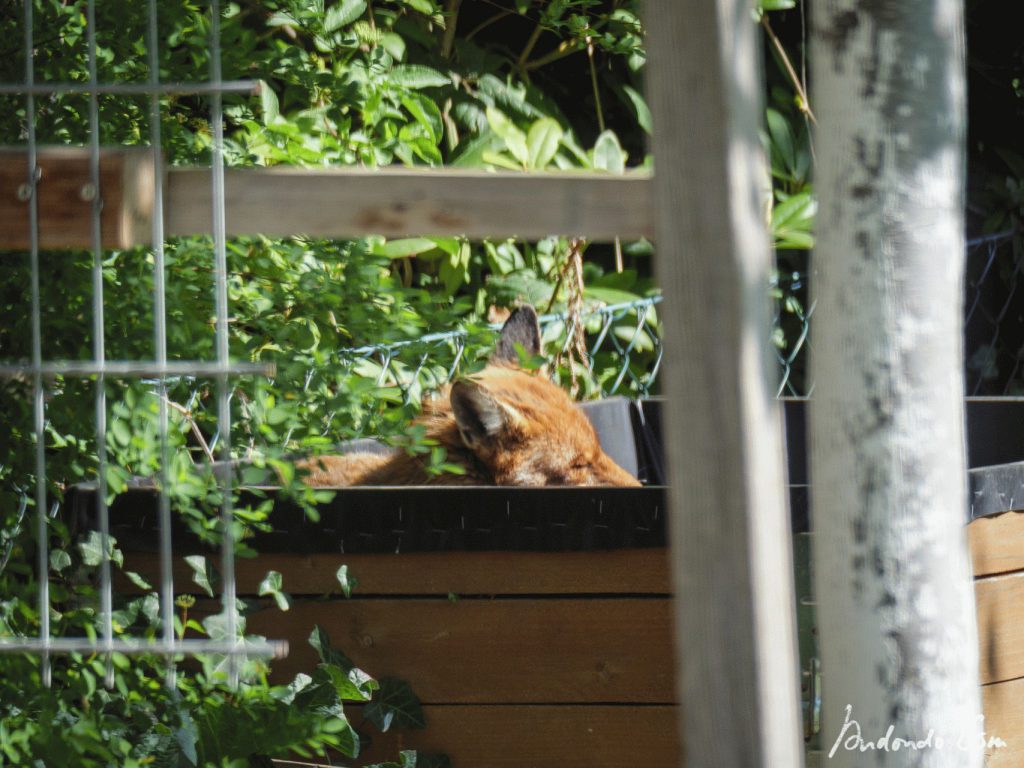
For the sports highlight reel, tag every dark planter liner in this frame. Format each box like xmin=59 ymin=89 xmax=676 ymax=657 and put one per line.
xmin=68 ymin=397 xmax=1024 ymax=552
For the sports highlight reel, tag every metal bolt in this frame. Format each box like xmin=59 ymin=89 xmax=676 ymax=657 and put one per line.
xmin=16 ymin=183 xmax=32 ymax=201
xmin=80 ymin=183 xmax=97 ymax=202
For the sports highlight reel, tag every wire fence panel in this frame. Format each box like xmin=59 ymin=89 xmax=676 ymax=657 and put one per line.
xmin=0 ymin=0 xmax=280 ymax=684
xmin=965 ymin=230 xmax=1024 ymax=395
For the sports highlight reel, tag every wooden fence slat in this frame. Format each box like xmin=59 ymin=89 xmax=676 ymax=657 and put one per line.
xmin=969 ymin=511 xmax=1024 ymax=577
xmin=980 ymin=676 xmax=1024 ymax=767
xmin=348 ymin=704 xmax=680 ymax=768
xmin=975 ymin=571 xmax=1024 ymax=685
xmin=122 ymin=549 xmax=671 ymax=597
xmin=645 ymin=0 xmax=804 ymax=764
xmin=165 ymin=167 xmax=654 ymax=241
xmin=243 ymin=598 xmax=675 ymax=703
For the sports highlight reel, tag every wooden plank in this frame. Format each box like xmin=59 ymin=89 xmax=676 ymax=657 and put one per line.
xmin=981 ymin=677 xmax=1024 ymax=767
xmin=969 ymin=511 xmax=1024 ymax=577
xmin=348 ymin=704 xmax=680 ymax=768
xmin=0 ymin=147 xmax=155 ymax=249
xmin=976 ymin=571 xmax=1024 ymax=685
xmin=645 ymin=1 xmax=804 ymax=765
xmin=244 ymin=597 xmax=675 ymax=703
xmin=165 ymin=166 xmax=653 ymax=241
xmin=121 ymin=548 xmax=671 ymax=596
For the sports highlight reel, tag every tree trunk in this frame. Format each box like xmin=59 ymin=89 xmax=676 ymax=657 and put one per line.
xmin=809 ymin=2 xmax=981 ymax=766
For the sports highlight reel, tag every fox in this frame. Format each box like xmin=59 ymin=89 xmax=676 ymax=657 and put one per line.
xmin=297 ymin=306 xmax=640 ymax=487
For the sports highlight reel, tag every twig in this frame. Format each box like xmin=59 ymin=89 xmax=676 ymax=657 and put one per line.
xmin=523 ymin=40 xmax=584 ymax=71
xmin=156 ymin=392 xmax=215 ymax=464
xmin=517 ymin=23 xmax=545 ymax=71
xmin=585 ymin=33 xmax=605 ymax=132
xmin=761 ymin=14 xmax=816 ymax=124
xmin=465 ymin=8 xmax=512 ymax=42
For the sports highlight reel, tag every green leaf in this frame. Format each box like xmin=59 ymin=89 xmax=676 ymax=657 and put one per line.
xmin=336 ymin=564 xmax=357 ymax=598
xmin=620 ymin=84 xmax=652 ymax=134
xmin=78 ymin=531 xmax=123 ymax=568
xmin=363 ymin=677 xmax=426 ymax=732
xmin=259 ymin=81 xmax=279 ymax=126
xmin=401 ymin=93 xmax=443 ymax=143
xmin=486 ymin=107 xmax=528 ymax=166
xmin=592 ymin=130 xmax=626 ymax=174
xmin=110 ymin=419 xmax=132 ymax=447
xmin=309 ymin=624 xmax=355 ymax=669
xmin=184 ymin=555 xmax=216 ymax=597
xmin=324 ymin=0 xmax=367 ymax=32
xmin=390 ymin=64 xmax=450 ymax=89
xmin=124 ymin=570 xmax=153 ymax=591
xmin=323 ymin=662 xmax=379 ymax=702
xmin=526 ymin=118 xmax=563 ymax=169
xmin=377 ymin=238 xmax=440 ymax=259
xmin=49 ymin=549 xmax=71 ymax=572
xmin=259 ymin=570 xmax=291 ymax=611
xmin=766 ymin=108 xmax=796 ymax=176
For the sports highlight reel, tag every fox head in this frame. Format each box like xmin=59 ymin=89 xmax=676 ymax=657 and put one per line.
xmin=447 ymin=306 xmax=641 ymax=487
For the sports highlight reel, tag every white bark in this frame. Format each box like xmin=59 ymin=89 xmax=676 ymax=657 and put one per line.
xmin=810 ymin=2 xmax=982 ymax=766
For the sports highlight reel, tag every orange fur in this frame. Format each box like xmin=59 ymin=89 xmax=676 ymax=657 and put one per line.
xmin=297 ymin=364 xmax=640 ymax=487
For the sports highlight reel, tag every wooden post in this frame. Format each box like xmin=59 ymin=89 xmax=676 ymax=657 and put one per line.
xmin=0 ymin=147 xmax=155 ymax=249
xmin=645 ymin=1 xmax=804 ymax=765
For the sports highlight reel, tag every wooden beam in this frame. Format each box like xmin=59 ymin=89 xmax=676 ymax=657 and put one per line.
xmin=165 ymin=166 xmax=653 ymax=241
xmin=0 ymin=149 xmax=653 ymax=248
xmin=0 ymin=147 xmax=155 ymax=249
xmin=645 ymin=0 xmax=804 ymax=765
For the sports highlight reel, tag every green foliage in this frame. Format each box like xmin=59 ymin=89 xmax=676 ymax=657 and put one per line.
xmin=0 ymin=0 xmax=822 ymax=763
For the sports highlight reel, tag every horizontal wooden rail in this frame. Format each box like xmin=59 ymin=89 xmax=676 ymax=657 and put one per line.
xmin=0 ymin=148 xmax=655 ymax=247
xmin=166 ymin=166 xmax=655 ymax=241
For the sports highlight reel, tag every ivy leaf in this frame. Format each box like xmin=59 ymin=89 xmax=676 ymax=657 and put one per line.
xmin=184 ymin=555 xmax=217 ymax=598
xmin=526 ymin=117 xmax=562 ymax=170
xmin=258 ymin=570 xmax=291 ymax=611
xmin=336 ymin=564 xmax=357 ymax=598
xmin=78 ymin=530 xmax=124 ymax=568
xmin=309 ymin=624 xmax=355 ymax=669
xmin=323 ymin=662 xmax=379 ymax=702
xmin=324 ymin=0 xmax=366 ymax=32
xmin=124 ymin=570 xmax=153 ymax=591
xmin=49 ymin=549 xmax=71 ymax=572
xmin=363 ymin=677 xmax=426 ymax=732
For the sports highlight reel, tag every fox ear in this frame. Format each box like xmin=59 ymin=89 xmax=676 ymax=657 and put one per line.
xmin=493 ymin=305 xmax=542 ymax=364
xmin=450 ymin=379 xmax=514 ymax=450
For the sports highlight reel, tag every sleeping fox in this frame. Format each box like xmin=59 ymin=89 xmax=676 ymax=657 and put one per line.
xmin=297 ymin=306 xmax=640 ymax=487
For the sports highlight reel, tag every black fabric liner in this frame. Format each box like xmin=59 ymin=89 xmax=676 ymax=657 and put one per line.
xmin=68 ymin=399 xmax=1024 ymax=553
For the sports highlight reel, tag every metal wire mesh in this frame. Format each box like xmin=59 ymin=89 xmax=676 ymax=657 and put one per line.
xmin=965 ymin=229 xmax=1024 ymax=395
xmin=332 ymin=296 xmax=665 ymax=408
xmin=0 ymin=0 xmax=279 ymax=684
